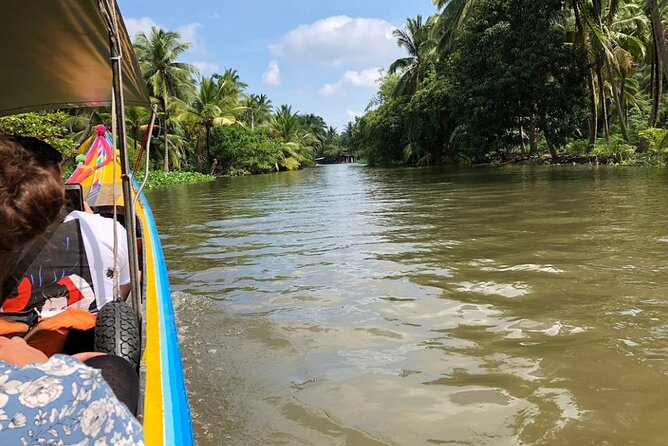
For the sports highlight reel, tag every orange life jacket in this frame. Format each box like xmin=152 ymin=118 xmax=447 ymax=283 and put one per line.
xmin=1 ymin=219 xmax=97 ymax=356
xmin=0 ymin=307 xmax=96 ymax=356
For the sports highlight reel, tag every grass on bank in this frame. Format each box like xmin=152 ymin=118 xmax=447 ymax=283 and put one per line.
xmin=134 ymin=171 xmax=215 ymax=189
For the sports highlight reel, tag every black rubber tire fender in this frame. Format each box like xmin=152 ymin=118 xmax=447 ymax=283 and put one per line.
xmin=94 ymin=301 xmax=141 ymax=370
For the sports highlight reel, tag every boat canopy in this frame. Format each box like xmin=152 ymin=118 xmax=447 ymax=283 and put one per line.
xmin=0 ymin=0 xmax=150 ymax=116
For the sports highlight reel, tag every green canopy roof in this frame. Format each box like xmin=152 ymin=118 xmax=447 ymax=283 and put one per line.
xmin=0 ymin=0 xmax=150 ymax=116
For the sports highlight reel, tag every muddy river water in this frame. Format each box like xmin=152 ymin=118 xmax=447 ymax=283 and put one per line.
xmin=148 ymin=164 xmax=668 ymax=445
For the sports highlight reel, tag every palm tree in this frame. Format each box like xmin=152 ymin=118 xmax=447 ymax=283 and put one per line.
xmin=270 ymin=105 xmax=301 ymax=141
xmin=125 ymin=106 xmax=150 ymax=153
xmin=388 ymin=15 xmax=435 ymax=97
xmin=177 ymin=75 xmax=244 ymax=166
xmin=244 ymin=94 xmax=272 ymax=129
xmin=214 ymin=68 xmax=248 ymax=98
xmin=586 ymin=1 xmax=633 ymax=140
xmin=270 ymin=105 xmax=315 ymax=170
xmin=432 ymin=0 xmax=480 ymax=55
xmin=321 ymin=126 xmax=342 ymax=158
xmin=134 ymin=26 xmax=198 ymax=171
xmin=571 ymin=0 xmax=600 ymax=145
xmin=63 ymin=108 xmax=107 ymax=144
xmin=649 ymin=0 xmax=668 ymax=126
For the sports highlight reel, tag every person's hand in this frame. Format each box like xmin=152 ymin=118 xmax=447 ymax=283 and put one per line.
xmin=0 ymin=336 xmax=48 ymax=366
xmin=83 ymin=201 xmax=94 ymax=214
xmin=72 ymin=352 xmax=105 ymax=362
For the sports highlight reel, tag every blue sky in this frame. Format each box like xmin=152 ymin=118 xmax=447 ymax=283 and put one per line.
xmin=117 ymin=0 xmax=437 ymax=131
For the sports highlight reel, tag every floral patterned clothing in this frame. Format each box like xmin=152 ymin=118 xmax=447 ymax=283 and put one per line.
xmin=0 ymin=354 xmax=144 ymax=445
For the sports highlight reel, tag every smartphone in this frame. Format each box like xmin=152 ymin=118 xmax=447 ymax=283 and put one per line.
xmin=64 ymin=183 xmax=84 ymax=212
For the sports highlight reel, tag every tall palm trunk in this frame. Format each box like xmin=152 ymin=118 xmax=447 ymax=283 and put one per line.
xmin=591 ymin=0 xmax=627 ymax=141
xmin=205 ymin=125 xmax=212 ymax=166
xmin=161 ymin=96 xmax=170 ymax=172
xmin=529 ymin=114 xmax=538 ymax=157
xmin=572 ymin=0 xmax=597 ymax=146
xmin=603 ymin=53 xmax=629 ymax=141
xmin=596 ymin=63 xmax=609 ymax=138
xmin=76 ymin=111 xmax=97 ymax=145
xmin=650 ymin=45 xmax=663 ymax=127
xmin=650 ymin=0 xmax=668 ymax=127
xmin=620 ymin=73 xmax=627 ymax=126
xmin=650 ymin=0 xmax=668 ymax=79
xmin=540 ymin=113 xmax=558 ymax=163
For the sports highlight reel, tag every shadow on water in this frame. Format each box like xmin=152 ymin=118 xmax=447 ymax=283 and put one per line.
xmin=153 ymin=165 xmax=668 ymax=445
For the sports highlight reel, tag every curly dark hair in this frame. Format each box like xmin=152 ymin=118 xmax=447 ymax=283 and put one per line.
xmin=0 ymin=137 xmax=64 ymax=283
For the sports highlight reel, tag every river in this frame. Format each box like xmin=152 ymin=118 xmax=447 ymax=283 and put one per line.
xmin=147 ymin=164 xmax=668 ymax=445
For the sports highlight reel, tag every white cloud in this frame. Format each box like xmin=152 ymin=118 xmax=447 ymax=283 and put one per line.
xmin=262 ymin=60 xmax=281 ymax=85
xmin=346 ymin=110 xmax=363 ymax=120
xmin=318 ymin=67 xmax=382 ymax=97
xmin=125 ymin=17 xmax=158 ymax=39
xmin=127 ymin=18 xmax=217 ymax=77
xmin=192 ymin=62 xmax=219 ymax=76
xmin=342 ymin=68 xmax=383 ymax=87
xmin=269 ymin=16 xmax=402 ymax=68
xmin=318 ymin=82 xmax=344 ymax=96
xmin=126 ymin=17 xmax=206 ymax=56
xmin=177 ymin=23 xmax=205 ymax=54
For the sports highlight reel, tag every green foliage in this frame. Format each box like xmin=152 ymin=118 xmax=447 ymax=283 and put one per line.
xmin=210 ymin=125 xmax=279 ymax=175
xmin=449 ymin=0 xmax=589 ymax=159
xmin=449 ymin=124 xmax=488 ymax=163
xmin=592 ymin=135 xmax=636 ymax=162
xmin=639 ymin=127 xmax=668 ymax=157
xmin=242 ymin=94 xmax=272 ymax=129
xmin=389 ymin=15 xmax=436 ymax=97
xmin=564 ymin=139 xmax=591 ymax=156
xmin=134 ymin=170 xmax=214 ymax=189
xmin=350 ymin=0 xmax=668 ymax=166
xmin=358 ymin=98 xmax=408 ymax=165
xmin=0 ymin=112 xmax=78 ymax=165
xmin=404 ymin=69 xmax=453 ymax=164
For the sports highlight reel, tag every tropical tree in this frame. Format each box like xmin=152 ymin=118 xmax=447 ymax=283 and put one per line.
xmin=176 ymin=75 xmax=244 ymax=167
xmin=214 ymin=68 xmax=248 ymax=99
xmin=584 ymin=0 xmax=641 ymax=141
xmin=388 ymin=15 xmax=436 ymax=97
xmin=125 ymin=106 xmax=150 ymax=152
xmin=270 ymin=105 xmax=301 ymax=141
xmin=320 ymin=126 xmax=342 ymax=158
xmin=63 ymin=108 xmax=108 ymax=144
xmin=270 ymin=105 xmax=316 ymax=170
xmin=648 ymin=0 xmax=668 ymax=127
xmin=449 ymin=0 xmax=589 ymax=161
xmin=432 ymin=0 xmax=480 ymax=53
xmin=134 ymin=27 xmax=197 ymax=171
xmin=243 ymin=94 xmax=273 ymax=130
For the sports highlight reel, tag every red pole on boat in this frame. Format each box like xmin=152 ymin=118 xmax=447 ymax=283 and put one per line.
xmin=132 ymin=106 xmax=158 ymax=174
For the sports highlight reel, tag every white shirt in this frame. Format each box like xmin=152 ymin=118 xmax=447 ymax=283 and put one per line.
xmin=64 ymin=211 xmax=130 ymax=310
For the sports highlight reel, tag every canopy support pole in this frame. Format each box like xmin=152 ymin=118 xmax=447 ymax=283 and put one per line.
xmin=103 ymin=0 xmax=142 ymax=311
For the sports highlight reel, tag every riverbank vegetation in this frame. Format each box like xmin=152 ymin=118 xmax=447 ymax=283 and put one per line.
xmin=0 ymin=29 xmax=349 ymax=184
xmin=2 ymin=1 xmax=667 ymax=177
xmin=349 ymin=0 xmax=668 ymax=166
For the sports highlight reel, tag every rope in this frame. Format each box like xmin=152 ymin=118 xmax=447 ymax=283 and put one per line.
xmin=134 ymin=106 xmax=158 ymax=206
xmin=100 ymin=0 xmax=124 ymax=301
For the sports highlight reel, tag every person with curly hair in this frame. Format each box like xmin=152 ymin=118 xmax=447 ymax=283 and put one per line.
xmin=0 ymin=136 xmax=143 ymax=445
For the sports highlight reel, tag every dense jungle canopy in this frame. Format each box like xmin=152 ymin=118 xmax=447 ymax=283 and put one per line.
xmin=349 ymin=0 xmax=668 ymax=166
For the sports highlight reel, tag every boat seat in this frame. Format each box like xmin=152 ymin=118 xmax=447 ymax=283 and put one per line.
xmin=0 ymin=217 xmax=106 ymax=356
